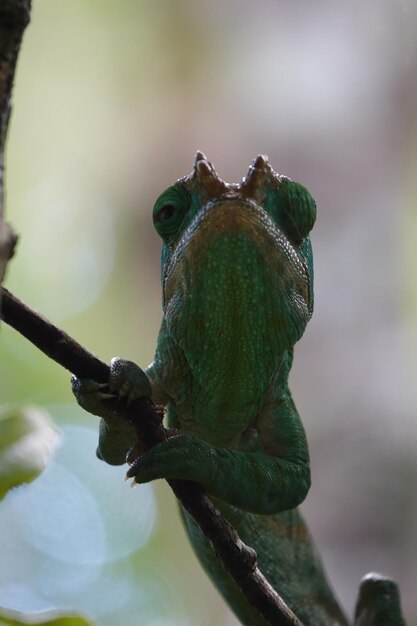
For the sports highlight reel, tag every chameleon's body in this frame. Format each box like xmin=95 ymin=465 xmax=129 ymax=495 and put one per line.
xmin=73 ymin=154 xmax=406 ymax=626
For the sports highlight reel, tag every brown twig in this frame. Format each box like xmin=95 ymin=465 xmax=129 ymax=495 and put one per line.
xmin=0 ymin=286 xmax=304 ymax=626
xmin=0 ymin=0 xmax=30 ymax=283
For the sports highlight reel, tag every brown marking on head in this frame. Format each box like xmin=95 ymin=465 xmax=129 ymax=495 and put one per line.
xmin=240 ymin=154 xmax=285 ymax=203
xmin=179 ymin=152 xmax=228 ymax=200
xmin=180 ymin=152 xmax=287 ymax=204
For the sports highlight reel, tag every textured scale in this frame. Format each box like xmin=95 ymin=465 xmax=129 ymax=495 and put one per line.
xmin=73 ymin=153 xmax=407 ymax=626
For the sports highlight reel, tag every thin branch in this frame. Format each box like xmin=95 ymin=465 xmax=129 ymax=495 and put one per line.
xmin=0 ymin=0 xmax=30 ymax=282
xmin=1 ymin=286 xmax=304 ymax=626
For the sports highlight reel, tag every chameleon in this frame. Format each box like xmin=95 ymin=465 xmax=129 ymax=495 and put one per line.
xmin=72 ymin=153 xmax=407 ymax=626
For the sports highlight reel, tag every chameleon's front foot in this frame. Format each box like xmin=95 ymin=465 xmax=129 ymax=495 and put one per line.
xmin=71 ymin=357 xmax=152 ymax=465
xmin=71 ymin=357 xmax=152 ymax=417
xmin=107 ymin=357 xmax=153 ymax=404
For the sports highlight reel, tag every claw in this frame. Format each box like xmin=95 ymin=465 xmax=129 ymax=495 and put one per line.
xmin=98 ymin=392 xmax=117 ymax=400
xmin=124 ymin=473 xmax=138 ymax=489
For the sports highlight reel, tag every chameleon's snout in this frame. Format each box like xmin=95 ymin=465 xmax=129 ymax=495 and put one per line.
xmin=164 ymin=196 xmax=311 ymax=313
xmin=163 ymin=197 xmax=312 ymax=376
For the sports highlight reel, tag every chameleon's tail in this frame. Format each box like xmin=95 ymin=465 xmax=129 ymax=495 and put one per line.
xmin=354 ymin=573 xmax=407 ymax=626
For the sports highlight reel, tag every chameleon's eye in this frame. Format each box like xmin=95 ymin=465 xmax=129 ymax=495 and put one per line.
xmin=155 ymin=204 xmax=176 ymax=222
xmin=152 ymin=183 xmax=191 ymax=241
xmin=272 ymin=179 xmax=316 ymax=245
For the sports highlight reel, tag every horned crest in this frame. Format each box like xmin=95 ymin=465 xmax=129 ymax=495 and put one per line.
xmin=193 ymin=151 xmax=228 ymax=197
xmin=181 ymin=151 xmax=285 ymax=203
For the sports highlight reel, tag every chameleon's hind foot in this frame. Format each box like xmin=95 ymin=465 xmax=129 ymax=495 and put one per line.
xmin=354 ymin=573 xmax=407 ymax=626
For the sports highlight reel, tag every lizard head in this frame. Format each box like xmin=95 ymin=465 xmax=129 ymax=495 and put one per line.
xmin=152 ymin=153 xmax=316 ymax=410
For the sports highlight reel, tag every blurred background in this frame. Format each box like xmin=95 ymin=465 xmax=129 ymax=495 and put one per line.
xmin=0 ymin=1 xmax=416 ymax=625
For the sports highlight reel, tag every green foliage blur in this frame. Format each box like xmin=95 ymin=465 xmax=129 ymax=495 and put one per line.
xmin=0 ymin=607 xmax=93 ymax=626
xmin=1 ymin=1 xmax=416 ymax=626
xmin=0 ymin=405 xmax=57 ymax=501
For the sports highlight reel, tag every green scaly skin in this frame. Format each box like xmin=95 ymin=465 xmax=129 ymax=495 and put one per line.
xmin=72 ymin=153 xmax=407 ymax=626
